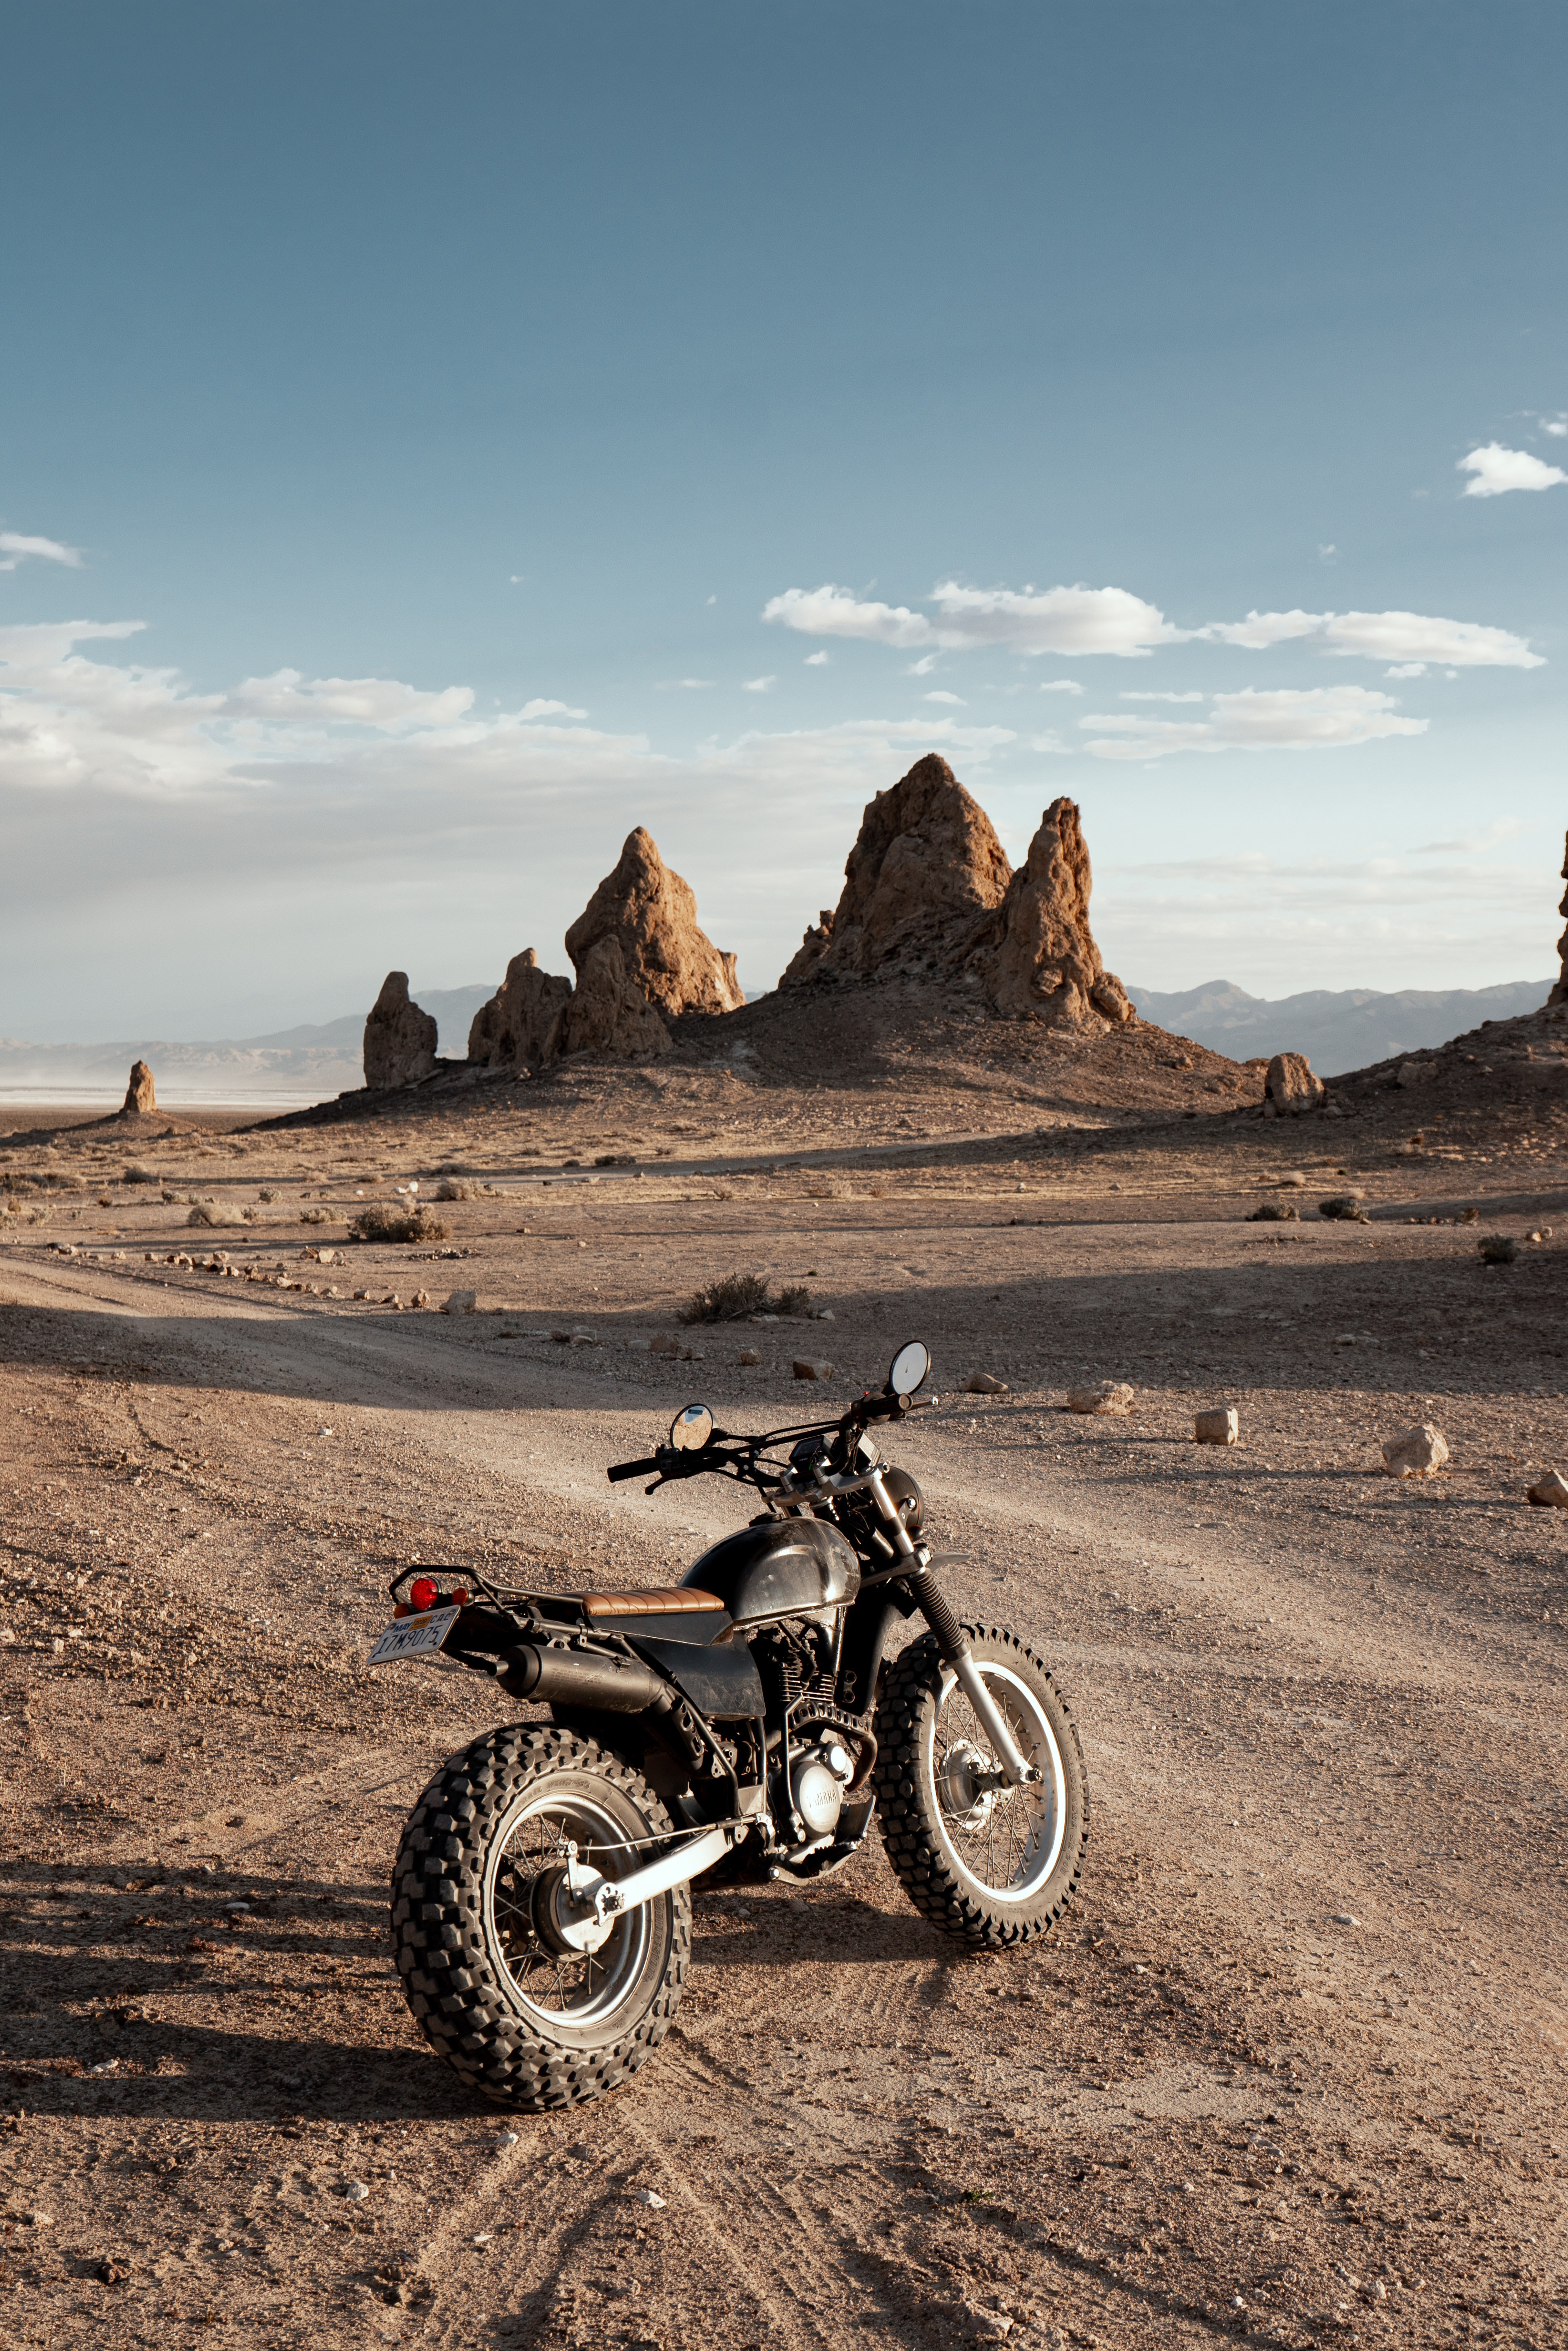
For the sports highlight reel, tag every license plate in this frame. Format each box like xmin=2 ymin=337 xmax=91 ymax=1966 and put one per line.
xmin=368 ymin=1605 xmax=461 ymax=1666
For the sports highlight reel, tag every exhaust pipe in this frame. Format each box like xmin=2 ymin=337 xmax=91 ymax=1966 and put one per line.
xmin=499 ymin=1643 xmax=670 ymax=1714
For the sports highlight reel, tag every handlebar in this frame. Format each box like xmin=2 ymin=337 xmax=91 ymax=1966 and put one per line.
xmin=606 ymin=1455 xmax=661 ymax=1483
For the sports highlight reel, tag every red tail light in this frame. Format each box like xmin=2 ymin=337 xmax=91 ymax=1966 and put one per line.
xmin=449 ymin=1587 xmax=470 ymax=1608
xmin=409 ymin=1575 xmax=439 ymax=1612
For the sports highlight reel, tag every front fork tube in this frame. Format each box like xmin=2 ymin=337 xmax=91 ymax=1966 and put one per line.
xmin=861 ymin=1465 xmax=1036 ymax=1789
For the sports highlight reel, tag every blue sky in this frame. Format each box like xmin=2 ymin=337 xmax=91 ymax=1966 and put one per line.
xmin=3 ymin=1 xmax=1565 ymax=1039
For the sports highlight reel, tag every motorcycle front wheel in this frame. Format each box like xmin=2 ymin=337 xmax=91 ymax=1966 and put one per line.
xmin=391 ymin=1724 xmax=689 ymax=2110
xmin=874 ymin=1624 xmax=1089 ymax=1949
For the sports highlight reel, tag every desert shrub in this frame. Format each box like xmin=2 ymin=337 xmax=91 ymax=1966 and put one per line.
xmin=257 ymin=1187 xmax=282 ymax=1203
xmin=123 ymin=1164 xmax=159 ymax=1184
xmin=351 ymin=1203 xmax=448 ymax=1244
xmin=434 ymin=1177 xmax=473 ymax=1201
xmin=298 ymin=1206 xmax=330 ymax=1225
xmin=187 ymin=1202 xmax=251 ymax=1228
xmin=679 ymin=1272 xmax=812 ymax=1324
xmin=1478 ymin=1233 xmax=1519 ymax=1265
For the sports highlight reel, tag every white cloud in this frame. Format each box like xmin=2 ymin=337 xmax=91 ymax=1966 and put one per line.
xmin=763 ymin=579 xmax=1175 ymax=657
xmin=0 ymin=531 xmax=84 ymax=572
xmin=227 ymin=670 xmax=476 ymax=731
xmin=657 ymin=677 xmax=714 ymax=690
xmin=1119 ymin=690 xmax=1204 ymax=703
xmin=1458 ymin=443 xmax=1568 ymax=498
xmin=519 ymin=698 xmax=588 ymax=721
xmin=1544 ymin=416 xmax=1568 ymax=439
xmin=922 ymin=689 xmax=967 ymax=706
xmin=1195 ymin=607 xmax=1542 ymax=668
xmin=804 ymin=650 xmax=830 ymax=666
xmin=741 ymin=675 xmax=776 ymax=693
xmin=1079 ymin=685 xmax=1425 ymax=762
xmin=1038 ymin=678 xmax=1084 ymax=695
xmin=906 ymin=655 xmax=938 ymax=676
xmin=1318 ymin=543 xmax=1337 ymax=561
xmin=1384 ymin=662 xmax=1427 ymax=679
xmin=766 ymin=579 xmax=1542 ymax=669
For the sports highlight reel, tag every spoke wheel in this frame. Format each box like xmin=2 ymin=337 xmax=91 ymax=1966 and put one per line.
xmin=874 ymin=1625 xmax=1089 ymax=1949
xmin=391 ymin=1726 xmax=688 ymax=2110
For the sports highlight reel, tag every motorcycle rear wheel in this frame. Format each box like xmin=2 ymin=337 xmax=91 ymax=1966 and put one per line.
xmin=391 ymin=1724 xmax=689 ymax=2110
xmin=874 ymin=1624 xmax=1089 ymax=1949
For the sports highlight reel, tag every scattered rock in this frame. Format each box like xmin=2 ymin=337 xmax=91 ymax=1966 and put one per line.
xmin=1527 ymin=1470 xmax=1568 ymax=1508
xmin=1478 ymin=1233 xmax=1519 ymax=1265
xmin=363 ymin=972 xmax=438 ymax=1090
xmin=633 ymin=2188 xmax=667 ymax=2210
xmin=121 ymin=1060 xmax=157 ymax=1116
xmin=566 ymin=827 xmax=743 ymax=1019
xmin=466 ymin=948 xmax=574 ymax=1072
xmin=1381 ymin=1422 xmax=1449 ymax=1478
xmin=1246 ymin=1201 xmax=1299 ymax=1222
xmin=792 ymin=1359 xmax=834 ymax=1381
xmin=342 ymin=2179 xmax=370 ymax=2202
xmin=1319 ymin=1194 xmax=1369 ymax=1222
xmin=1194 ymin=1408 xmax=1239 ymax=1445
xmin=737 ymin=1348 xmax=762 ymax=1366
xmin=412 ymin=1289 xmax=431 ymax=1308
xmin=1264 ymin=1053 xmax=1325 ymax=1116
xmin=964 ymin=1372 xmax=1010 ymax=1395
xmin=1066 ymin=1381 xmax=1134 ymax=1415
xmin=1395 ymin=1058 xmax=1433 ymax=1087
xmin=1331 ymin=1913 xmax=1361 ymax=1928
xmin=96 ymin=2260 xmax=130 ymax=2284
xmin=187 ymin=1202 xmax=249 ymax=1228
xmin=1276 ymin=1171 xmax=1307 ymax=1187
xmin=441 ymin=1290 xmax=478 ymax=1315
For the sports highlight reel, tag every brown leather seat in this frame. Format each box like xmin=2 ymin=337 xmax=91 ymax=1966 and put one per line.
xmin=582 ymin=1586 xmax=722 ymax=1619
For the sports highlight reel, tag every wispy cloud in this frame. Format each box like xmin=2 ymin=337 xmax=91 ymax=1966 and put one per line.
xmin=1079 ymin=685 xmax=1425 ymax=762
xmin=0 ymin=531 xmax=83 ymax=572
xmin=1038 ymin=678 xmax=1084 ymax=695
xmin=741 ymin=675 xmax=776 ymax=693
xmin=1458 ymin=443 xmax=1568 ymax=498
xmin=765 ymin=580 xmax=1543 ymax=669
xmin=804 ymin=650 xmax=830 ymax=666
xmin=1119 ymin=689 xmax=1204 ymax=704
xmin=656 ymin=677 xmax=714 ymax=690
xmin=519 ymin=698 xmax=588 ymax=721
xmin=922 ymin=689 xmax=967 ymax=706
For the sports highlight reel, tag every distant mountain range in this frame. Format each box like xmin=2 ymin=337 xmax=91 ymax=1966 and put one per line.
xmin=2 ymin=974 xmax=1554 ymax=1106
xmin=1125 ymin=977 xmax=1554 ymax=1076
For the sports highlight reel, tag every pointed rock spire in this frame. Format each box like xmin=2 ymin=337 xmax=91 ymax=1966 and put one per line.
xmin=363 ymin=972 xmax=438 ymax=1090
xmin=565 ymin=827 xmax=744 ymax=1019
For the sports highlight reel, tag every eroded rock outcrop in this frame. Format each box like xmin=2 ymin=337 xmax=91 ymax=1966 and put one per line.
xmin=1549 ymin=830 xmax=1568 ymax=1007
xmin=363 ymin=972 xmax=438 ymax=1090
xmin=560 ymin=934 xmax=671 ymax=1059
xmin=781 ymin=754 xmax=1011 ymax=986
xmin=565 ymin=827 xmax=743 ymax=1020
xmin=1264 ymin=1051 xmax=1325 ymax=1115
xmin=466 ymin=949 xmax=574 ymax=1072
xmin=988 ymin=797 xmax=1134 ymax=1028
xmin=780 ymin=757 xmax=1132 ymax=1030
xmin=121 ymin=1059 xmax=156 ymax=1115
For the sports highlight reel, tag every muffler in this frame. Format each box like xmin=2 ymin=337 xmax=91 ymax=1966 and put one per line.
xmin=499 ymin=1643 xmax=670 ymax=1714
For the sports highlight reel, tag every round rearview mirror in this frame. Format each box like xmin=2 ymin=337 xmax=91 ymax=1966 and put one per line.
xmin=887 ymin=1341 xmax=930 ymax=1398
xmin=670 ymin=1402 xmax=714 ymax=1452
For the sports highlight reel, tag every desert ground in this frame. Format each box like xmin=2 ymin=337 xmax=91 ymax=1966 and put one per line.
xmin=2 ymin=1019 xmax=1565 ymax=2351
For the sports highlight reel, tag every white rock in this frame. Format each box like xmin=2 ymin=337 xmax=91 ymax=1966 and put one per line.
xmin=1331 ymin=1912 xmax=1361 ymax=1927
xmin=634 ymin=2188 xmax=667 ymax=2209
xmin=1194 ymin=1407 xmax=1239 ymax=1445
xmin=1065 ymin=1380 xmax=1134 ymax=1415
xmin=441 ymin=1289 xmax=478 ymax=1315
xmin=1381 ymin=1422 xmax=1449 ymax=1478
xmin=342 ymin=2179 xmax=370 ymax=2202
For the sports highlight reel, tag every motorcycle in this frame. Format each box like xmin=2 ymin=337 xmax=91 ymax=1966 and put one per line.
xmin=372 ymin=1341 xmax=1089 ymax=2110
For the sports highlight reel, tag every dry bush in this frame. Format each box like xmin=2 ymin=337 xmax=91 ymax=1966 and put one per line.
xmin=187 ymin=1202 xmax=251 ymax=1228
xmin=678 ymin=1272 xmax=812 ymax=1325
xmin=352 ymin=1203 xmax=448 ymax=1245
xmin=123 ymin=1164 xmax=159 ymax=1184
xmin=298 ymin=1207 xmax=330 ymax=1225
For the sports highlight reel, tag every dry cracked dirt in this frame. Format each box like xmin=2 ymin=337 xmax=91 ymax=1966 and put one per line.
xmin=1 ymin=1070 xmax=1565 ymax=2351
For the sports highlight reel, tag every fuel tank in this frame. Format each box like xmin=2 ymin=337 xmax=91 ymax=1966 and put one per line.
xmin=681 ymin=1515 xmax=860 ymax=1630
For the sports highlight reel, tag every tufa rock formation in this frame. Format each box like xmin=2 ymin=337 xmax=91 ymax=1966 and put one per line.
xmin=565 ymin=827 xmax=743 ymax=1020
xmin=121 ymin=1059 xmax=156 ymax=1115
xmin=467 ymin=949 xmax=574 ymax=1073
xmin=988 ymin=795 xmax=1134 ymax=1027
xmin=782 ymin=754 xmax=1012 ymax=984
xmin=1549 ymin=830 xmax=1568 ymax=1007
xmin=560 ymin=934 xmax=674 ymax=1058
xmin=780 ymin=753 xmax=1132 ymax=1030
xmin=363 ymin=972 xmax=438 ymax=1090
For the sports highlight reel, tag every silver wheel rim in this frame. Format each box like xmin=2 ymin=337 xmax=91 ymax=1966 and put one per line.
xmin=924 ymin=1660 xmax=1068 ymax=1902
xmin=485 ymin=1788 xmax=655 ymax=2027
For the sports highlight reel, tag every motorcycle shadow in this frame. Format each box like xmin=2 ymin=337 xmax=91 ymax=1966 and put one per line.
xmin=691 ymin=1889 xmax=950 ymax=1968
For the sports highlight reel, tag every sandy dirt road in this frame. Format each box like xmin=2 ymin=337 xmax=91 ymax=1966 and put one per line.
xmin=2 ymin=1123 xmax=1566 ymax=2351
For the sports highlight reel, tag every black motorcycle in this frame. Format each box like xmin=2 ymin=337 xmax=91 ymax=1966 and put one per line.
xmin=374 ymin=1342 xmax=1089 ymax=2110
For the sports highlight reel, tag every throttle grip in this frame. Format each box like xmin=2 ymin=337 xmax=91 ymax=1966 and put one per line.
xmin=606 ymin=1456 xmax=660 ymax=1483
